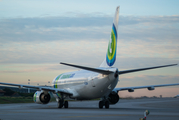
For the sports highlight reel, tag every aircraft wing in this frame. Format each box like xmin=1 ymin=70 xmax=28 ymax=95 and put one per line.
xmin=113 ymin=83 xmax=179 ymax=92
xmin=0 ymin=82 xmax=73 ymax=95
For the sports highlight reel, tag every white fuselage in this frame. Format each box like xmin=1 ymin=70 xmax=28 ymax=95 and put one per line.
xmin=52 ymin=68 xmax=119 ymax=100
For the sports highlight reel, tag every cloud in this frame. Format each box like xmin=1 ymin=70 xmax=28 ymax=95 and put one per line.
xmin=0 ymin=64 xmax=69 ymax=73
xmin=0 ymin=16 xmax=178 ymax=47
xmin=0 ymin=15 xmax=179 ymax=66
xmin=1 ymin=40 xmax=178 ymax=65
xmin=0 ymin=40 xmax=107 ymax=64
xmin=0 ymin=15 xmax=179 ymax=43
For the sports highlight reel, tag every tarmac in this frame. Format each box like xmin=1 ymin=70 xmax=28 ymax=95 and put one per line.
xmin=0 ymin=98 xmax=179 ymax=120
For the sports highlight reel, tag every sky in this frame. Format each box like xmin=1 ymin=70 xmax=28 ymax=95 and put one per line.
xmin=0 ymin=0 xmax=179 ymax=97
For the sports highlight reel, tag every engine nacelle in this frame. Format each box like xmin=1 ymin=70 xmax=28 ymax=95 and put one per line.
xmin=148 ymin=87 xmax=155 ymax=90
xmin=33 ymin=91 xmax=51 ymax=104
xmin=128 ymin=89 xmax=134 ymax=92
xmin=108 ymin=91 xmax=119 ymax=104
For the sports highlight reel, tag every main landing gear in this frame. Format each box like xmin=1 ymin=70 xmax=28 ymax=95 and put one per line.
xmin=99 ymin=100 xmax=109 ymax=109
xmin=57 ymin=93 xmax=69 ymax=108
xmin=58 ymin=99 xmax=68 ymax=108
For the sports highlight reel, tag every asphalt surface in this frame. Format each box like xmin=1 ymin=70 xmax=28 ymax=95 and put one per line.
xmin=0 ymin=98 xmax=179 ymax=120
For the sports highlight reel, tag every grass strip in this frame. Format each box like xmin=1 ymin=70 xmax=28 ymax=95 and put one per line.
xmin=0 ymin=96 xmax=33 ymax=104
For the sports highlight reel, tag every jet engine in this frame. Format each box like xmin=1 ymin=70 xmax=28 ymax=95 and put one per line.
xmin=108 ymin=91 xmax=119 ymax=104
xmin=33 ymin=91 xmax=51 ymax=104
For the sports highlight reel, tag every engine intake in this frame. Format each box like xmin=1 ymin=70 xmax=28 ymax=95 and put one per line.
xmin=108 ymin=91 xmax=119 ymax=104
xmin=33 ymin=91 xmax=51 ymax=104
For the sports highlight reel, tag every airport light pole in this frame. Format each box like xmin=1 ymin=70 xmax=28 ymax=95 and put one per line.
xmin=48 ymin=81 xmax=50 ymax=86
xmin=28 ymin=79 xmax=30 ymax=93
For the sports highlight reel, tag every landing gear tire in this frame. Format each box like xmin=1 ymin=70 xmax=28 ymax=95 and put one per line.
xmin=99 ymin=101 xmax=103 ymax=109
xmin=58 ymin=100 xmax=64 ymax=108
xmin=105 ymin=101 xmax=109 ymax=109
xmin=64 ymin=101 xmax=68 ymax=108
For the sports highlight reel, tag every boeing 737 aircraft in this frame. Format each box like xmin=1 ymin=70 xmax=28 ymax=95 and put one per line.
xmin=0 ymin=6 xmax=179 ymax=109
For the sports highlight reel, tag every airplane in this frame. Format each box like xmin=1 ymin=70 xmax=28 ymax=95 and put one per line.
xmin=174 ymin=94 xmax=179 ymax=98
xmin=0 ymin=6 xmax=179 ymax=109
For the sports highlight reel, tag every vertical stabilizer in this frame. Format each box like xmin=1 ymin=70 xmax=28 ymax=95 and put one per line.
xmin=100 ymin=6 xmax=119 ymax=67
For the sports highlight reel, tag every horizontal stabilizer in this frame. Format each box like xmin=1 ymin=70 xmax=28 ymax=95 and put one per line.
xmin=60 ymin=62 xmax=113 ymax=75
xmin=118 ymin=64 xmax=177 ymax=75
